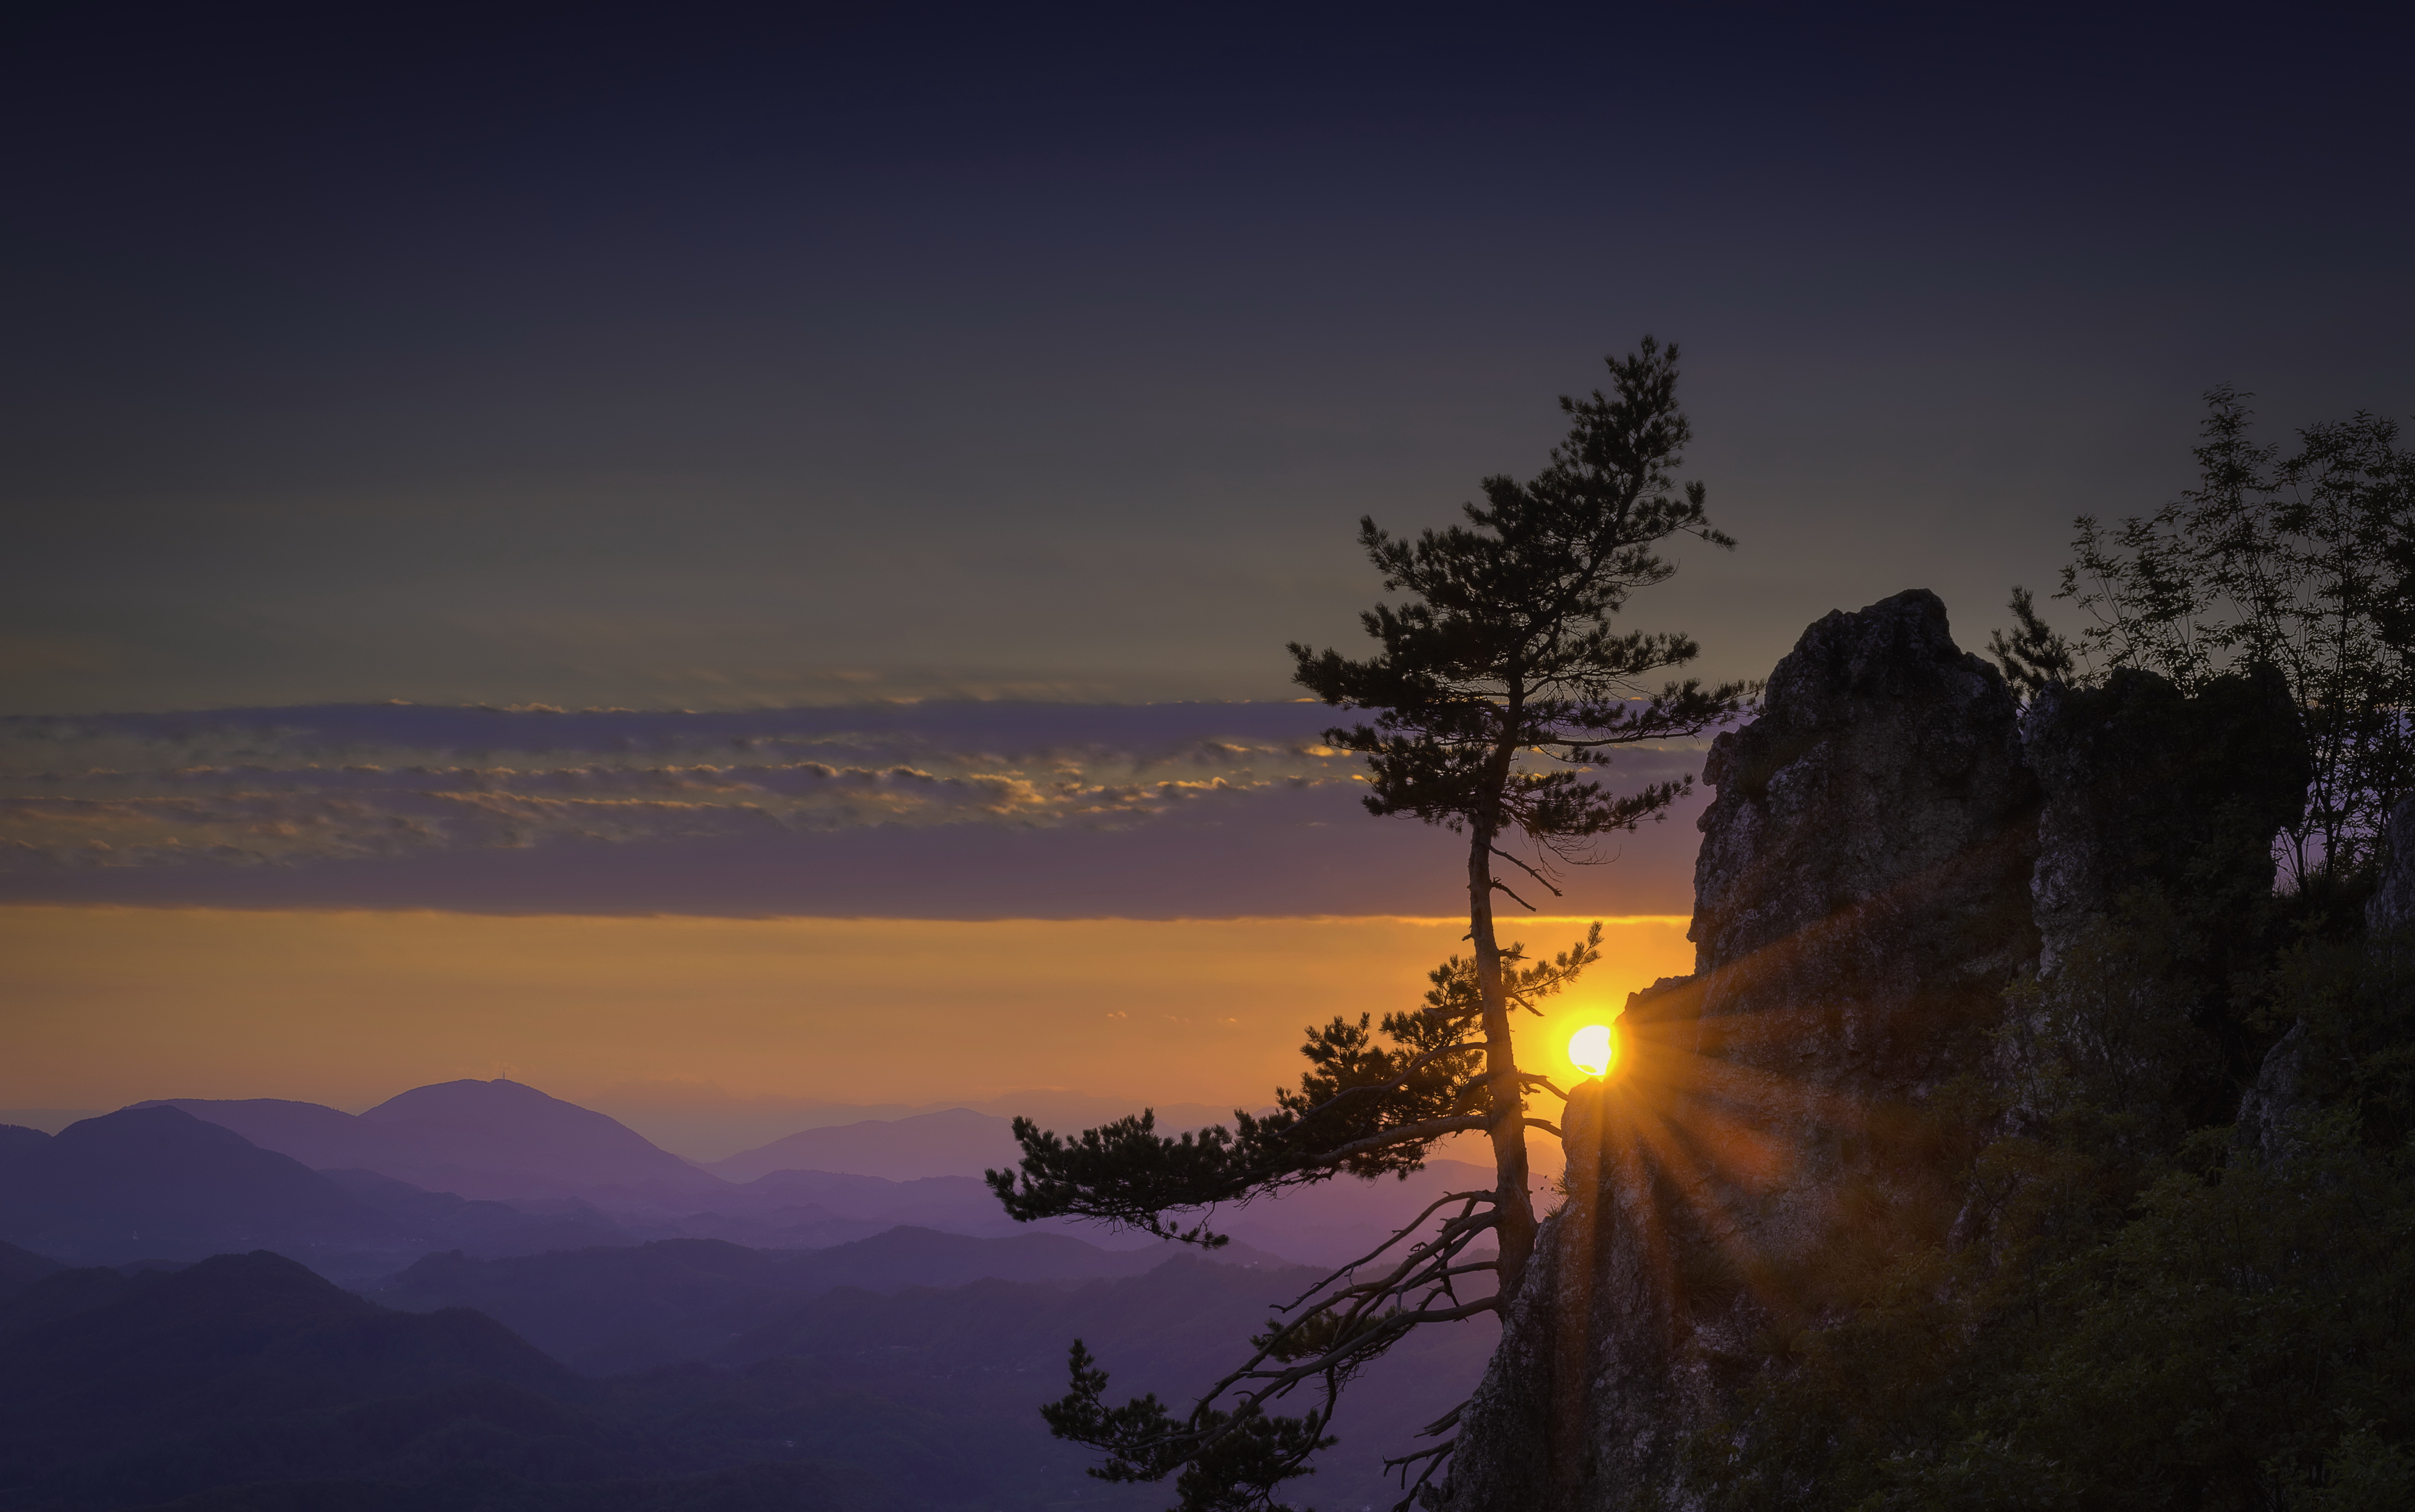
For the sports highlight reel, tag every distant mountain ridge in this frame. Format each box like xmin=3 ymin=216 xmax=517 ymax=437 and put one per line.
xmin=0 ymin=1107 xmax=381 ymax=1265
xmin=3 ymin=1099 xmax=1223 ymax=1272
xmin=595 ymin=1088 xmax=1244 ymax=1163
xmin=139 ymin=1078 xmax=716 ymax=1201
xmin=0 ymin=1230 xmax=1494 ymax=1512
xmin=0 ymin=1238 xmax=62 ymax=1297
xmin=0 ymin=1108 xmax=673 ymax=1275
xmin=708 ymin=1107 xmax=1021 ymax=1181
xmin=374 ymin=1226 xmax=1295 ymax=1374
xmin=40 ymin=1079 xmax=1525 ymax=1270
xmin=0 ymin=1250 xmax=880 ymax=1512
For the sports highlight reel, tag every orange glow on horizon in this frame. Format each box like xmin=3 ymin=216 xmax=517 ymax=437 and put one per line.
xmin=0 ymin=906 xmax=1695 ymax=1125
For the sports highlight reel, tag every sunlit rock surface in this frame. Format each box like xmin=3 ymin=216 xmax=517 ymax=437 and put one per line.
xmin=1443 ymin=589 xmax=2038 ymax=1510
xmin=1439 ymin=589 xmax=2328 ymax=1507
xmin=1442 ymin=589 xmax=2315 ymax=1510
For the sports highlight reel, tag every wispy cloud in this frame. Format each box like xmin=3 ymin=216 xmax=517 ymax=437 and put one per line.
xmin=0 ymin=703 xmax=1365 ymax=866
xmin=0 ymin=703 xmax=1708 ymax=917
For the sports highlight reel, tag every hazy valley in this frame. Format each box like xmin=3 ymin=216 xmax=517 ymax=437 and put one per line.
xmin=0 ymin=1080 xmax=1500 ymax=1510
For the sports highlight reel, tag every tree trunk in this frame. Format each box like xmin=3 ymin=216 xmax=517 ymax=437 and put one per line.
xmin=1469 ymin=813 xmax=1536 ymax=1302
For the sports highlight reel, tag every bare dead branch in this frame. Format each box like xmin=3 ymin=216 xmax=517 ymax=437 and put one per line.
xmin=1489 ymin=844 xmax=1565 ymax=897
xmin=1273 ymin=1189 xmax=1498 ymax=1312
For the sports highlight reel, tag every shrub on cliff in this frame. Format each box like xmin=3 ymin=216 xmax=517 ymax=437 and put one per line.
xmin=1997 ymin=390 xmax=2415 ymax=885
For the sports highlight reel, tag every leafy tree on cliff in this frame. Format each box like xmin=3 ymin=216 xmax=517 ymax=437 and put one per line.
xmin=986 ymin=339 xmax=1750 ymax=1510
xmin=1993 ymin=390 xmax=2415 ymax=881
xmin=1731 ymin=494 xmax=2415 ymax=1506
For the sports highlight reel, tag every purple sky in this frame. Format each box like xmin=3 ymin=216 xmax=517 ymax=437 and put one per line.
xmin=3 ymin=2 xmax=2409 ymax=925
xmin=9 ymin=5 xmax=2405 ymax=1121
xmin=5 ymin=3 xmax=2410 ymax=723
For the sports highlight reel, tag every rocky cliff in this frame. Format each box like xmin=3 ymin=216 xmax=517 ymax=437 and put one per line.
xmin=1440 ymin=589 xmax=2306 ymax=1512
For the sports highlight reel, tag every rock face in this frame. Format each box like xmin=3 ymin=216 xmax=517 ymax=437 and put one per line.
xmin=1686 ymin=588 xmax=2038 ymax=1001
xmin=1442 ymin=590 xmax=2040 ymax=1510
xmin=2013 ymin=666 xmax=2306 ymax=1137
xmin=2023 ymin=665 xmax=2303 ymax=975
xmin=1439 ymin=591 xmax=2305 ymax=1512
xmin=2367 ymin=796 xmax=2415 ymax=936
xmin=2239 ymin=793 xmax=2415 ymax=1163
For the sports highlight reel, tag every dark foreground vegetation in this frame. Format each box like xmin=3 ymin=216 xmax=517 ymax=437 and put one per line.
xmin=956 ymin=369 xmax=2415 ymax=1511
xmin=1688 ymin=715 xmax=2415 ymax=1510
xmin=1674 ymin=397 xmax=2415 ymax=1510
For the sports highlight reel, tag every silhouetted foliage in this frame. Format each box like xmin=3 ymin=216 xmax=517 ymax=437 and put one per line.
xmin=1996 ymin=389 xmax=2415 ymax=881
xmin=1986 ymin=584 xmax=2076 ymax=700
xmin=988 ymin=933 xmax=1597 ymax=1511
xmin=990 ymin=340 xmax=1745 ymax=1510
xmin=990 ymin=932 xmax=1600 ymax=1242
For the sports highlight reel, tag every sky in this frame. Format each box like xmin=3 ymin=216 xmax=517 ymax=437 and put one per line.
xmin=4 ymin=1 xmax=2411 ymax=1135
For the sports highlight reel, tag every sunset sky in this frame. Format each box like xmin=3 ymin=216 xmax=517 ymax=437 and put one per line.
xmin=5 ymin=4 xmax=2410 ymax=1145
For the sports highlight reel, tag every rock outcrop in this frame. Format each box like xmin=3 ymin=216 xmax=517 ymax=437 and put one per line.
xmin=2239 ymin=793 xmax=2415 ymax=1163
xmin=1443 ymin=590 xmax=2039 ymax=1509
xmin=2023 ymin=665 xmax=2303 ymax=966
xmin=2367 ymin=796 xmax=2415 ymax=936
xmin=1439 ymin=589 xmax=2309 ymax=1512
xmin=2012 ymin=666 xmax=2306 ymax=1138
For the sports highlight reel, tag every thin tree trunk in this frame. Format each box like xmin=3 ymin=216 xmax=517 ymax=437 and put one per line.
xmin=1469 ymin=776 xmax=1536 ymax=1302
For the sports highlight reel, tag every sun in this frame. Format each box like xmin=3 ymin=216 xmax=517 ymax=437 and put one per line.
xmin=1568 ymin=1022 xmax=1615 ymax=1079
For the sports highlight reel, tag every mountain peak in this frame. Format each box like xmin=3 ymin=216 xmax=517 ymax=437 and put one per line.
xmin=0 ymin=1111 xmax=371 ymax=1266
xmin=710 ymin=1107 xmax=1020 ymax=1182
xmin=58 ymin=1104 xmax=253 ymax=1151
xmin=346 ymin=1079 xmax=712 ymax=1199
xmin=360 ymin=1077 xmax=585 ymax=1121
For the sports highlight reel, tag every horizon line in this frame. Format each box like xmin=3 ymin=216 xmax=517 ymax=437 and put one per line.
xmin=0 ymin=902 xmax=1695 ymax=927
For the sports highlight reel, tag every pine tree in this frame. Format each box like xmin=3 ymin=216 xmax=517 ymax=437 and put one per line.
xmin=1286 ymin=335 xmax=1750 ymax=1298
xmin=987 ymin=339 xmax=1748 ymax=1510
